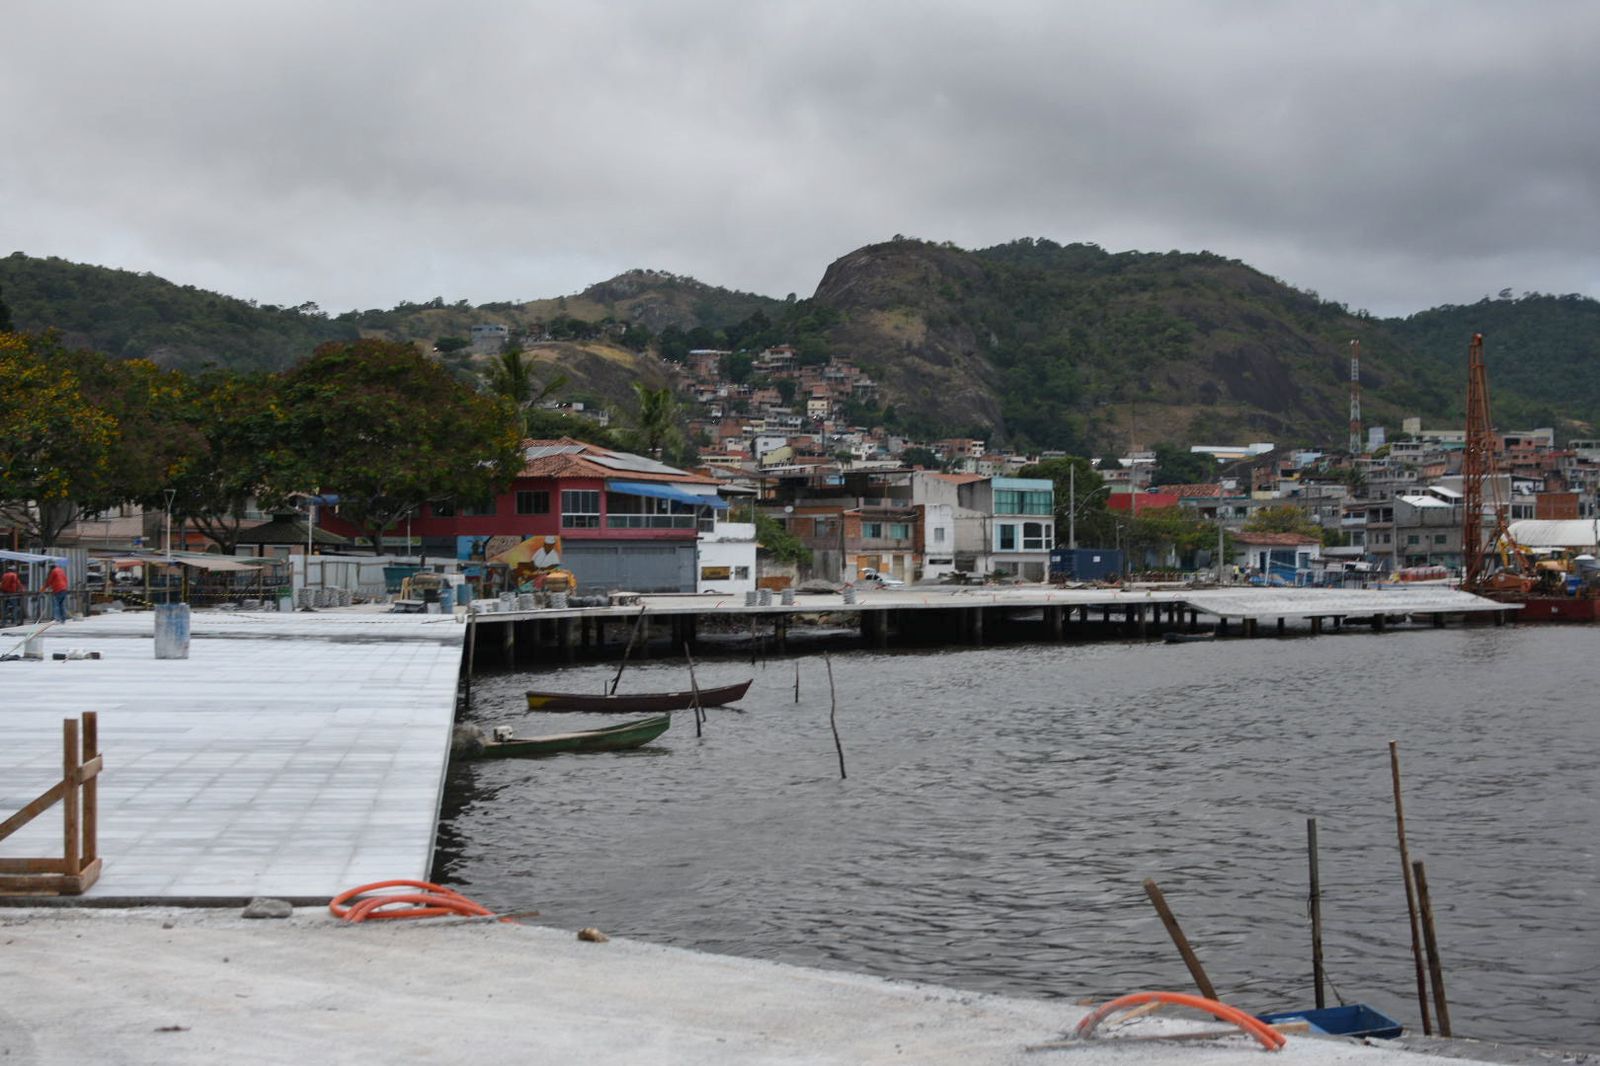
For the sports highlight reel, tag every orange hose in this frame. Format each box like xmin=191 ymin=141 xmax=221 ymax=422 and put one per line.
xmin=1076 ymin=990 xmax=1287 ymax=1051
xmin=330 ymin=880 xmax=496 ymax=923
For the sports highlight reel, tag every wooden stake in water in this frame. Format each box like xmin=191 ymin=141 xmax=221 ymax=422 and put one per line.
xmin=794 ymin=660 xmax=800 ymax=704
xmin=1142 ymin=878 xmax=1219 ymax=1001
xmin=684 ymin=643 xmax=704 ymax=738
xmin=609 ymin=605 xmax=647 ymax=695
xmin=1308 ymin=817 xmax=1325 ymax=1009
xmin=1412 ymin=859 xmax=1452 ymax=1037
xmin=824 ymin=652 xmax=846 ymax=780
xmin=1390 ymin=740 xmax=1433 ymax=1035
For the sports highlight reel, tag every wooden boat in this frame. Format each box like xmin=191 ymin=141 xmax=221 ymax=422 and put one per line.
xmin=472 ymin=714 xmax=671 ymax=759
xmin=526 ymin=678 xmax=752 ymax=713
xmin=1162 ymin=631 xmax=1216 ymax=644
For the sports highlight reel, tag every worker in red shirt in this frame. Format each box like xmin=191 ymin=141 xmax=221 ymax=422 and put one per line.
xmin=1 ymin=566 xmax=23 ymax=626
xmin=44 ymin=563 xmax=69 ymax=623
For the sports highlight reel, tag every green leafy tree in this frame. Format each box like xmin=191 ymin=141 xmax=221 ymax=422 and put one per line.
xmin=1019 ymin=456 xmax=1112 ymax=545
xmin=1150 ymin=442 xmax=1216 ymax=486
xmin=0 ymin=284 xmax=12 ymax=332
xmin=1127 ymin=507 xmax=1229 ymax=569
xmin=0 ymin=332 xmax=119 ymax=545
xmin=901 ymin=446 xmax=941 ymax=469
xmin=166 ymin=372 xmax=295 ymax=553
xmin=1242 ymin=504 xmax=1321 ymax=537
xmin=276 ymin=339 xmax=523 ymax=550
xmin=755 ymin=512 xmax=812 ymax=566
xmin=434 ymin=336 xmax=470 ymax=353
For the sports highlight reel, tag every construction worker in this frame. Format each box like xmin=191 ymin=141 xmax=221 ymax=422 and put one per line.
xmin=1 ymin=566 xmax=24 ymax=626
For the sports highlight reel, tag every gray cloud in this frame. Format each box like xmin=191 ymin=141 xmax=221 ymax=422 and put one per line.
xmin=4 ymin=1 xmax=1598 ymax=316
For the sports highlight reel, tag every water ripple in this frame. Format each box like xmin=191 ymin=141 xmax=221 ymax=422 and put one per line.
xmin=435 ymin=626 xmax=1600 ymax=1049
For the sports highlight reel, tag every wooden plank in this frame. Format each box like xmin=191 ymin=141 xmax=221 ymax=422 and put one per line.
xmin=62 ymin=718 xmax=80 ymax=878
xmin=82 ymin=712 xmax=99 ymax=865
xmin=0 ymin=858 xmax=100 ymax=896
xmin=0 ymin=858 xmax=69 ymax=874
xmin=0 ymin=782 xmax=67 ymax=840
xmin=1142 ymin=878 xmax=1220 ymax=1000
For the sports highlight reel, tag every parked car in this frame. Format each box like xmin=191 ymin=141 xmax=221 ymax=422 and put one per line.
xmin=856 ymin=567 xmax=905 ymax=589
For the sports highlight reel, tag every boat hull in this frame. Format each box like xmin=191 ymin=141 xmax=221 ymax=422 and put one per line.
xmin=526 ymin=678 xmax=752 ymax=712
xmin=474 ymin=714 xmax=671 ymax=759
xmin=1490 ymin=594 xmax=1599 ymax=622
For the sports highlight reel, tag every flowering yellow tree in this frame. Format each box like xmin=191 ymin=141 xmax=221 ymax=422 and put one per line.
xmin=0 ymin=332 xmax=118 ymax=545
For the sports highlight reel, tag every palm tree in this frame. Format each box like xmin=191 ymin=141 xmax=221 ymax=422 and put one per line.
xmin=630 ymin=382 xmax=680 ymax=460
xmin=484 ymin=347 xmax=566 ymax=433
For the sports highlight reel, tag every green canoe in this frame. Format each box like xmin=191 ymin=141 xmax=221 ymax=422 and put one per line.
xmin=472 ymin=714 xmax=671 ymax=759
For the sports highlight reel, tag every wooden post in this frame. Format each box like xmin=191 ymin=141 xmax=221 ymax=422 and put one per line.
xmin=684 ymin=643 xmax=704 ymax=738
xmin=1142 ymin=878 xmax=1219 ymax=1000
xmin=1413 ymin=860 xmax=1452 ymax=1036
xmin=1308 ymin=818 xmax=1325 ymax=1009
xmin=463 ymin=614 xmax=477 ymax=710
xmin=82 ymin=712 xmax=98 ymax=867
xmin=1390 ymin=741 xmax=1433 ymax=1035
xmin=62 ymin=717 xmax=80 ymax=879
xmin=794 ymin=659 xmax=800 ymax=704
xmin=610 ymin=606 xmax=648 ymax=694
xmin=1277 ymin=617 xmax=1286 ymax=636
xmin=824 ymin=652 xmax=846 ymax=780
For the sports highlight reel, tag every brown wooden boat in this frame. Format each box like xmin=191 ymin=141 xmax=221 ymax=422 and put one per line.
xmin=525 ymin=678 xmax=752 ymax=713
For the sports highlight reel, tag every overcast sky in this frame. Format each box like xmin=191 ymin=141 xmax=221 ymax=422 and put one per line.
xmin=5 ymin=2 xmax=1598 ymax=318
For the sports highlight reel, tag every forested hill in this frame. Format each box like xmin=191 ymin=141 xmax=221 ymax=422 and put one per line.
xmin=0 ymin=252 xmax=356 ymax=371
xmin=809 ymin=238 xmax=1448 ymax=451
xmin=0 ymin=255 xmax=782 ymax=374
xmin=1386 ymin=293 xmax=1600 ymax=431
xmin=5 ymin=244 xmax=1599 ymax=452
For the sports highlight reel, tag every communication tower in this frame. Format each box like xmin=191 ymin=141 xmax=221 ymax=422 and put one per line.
xmin=1348 ymin=339 xmax=1362 ymax=455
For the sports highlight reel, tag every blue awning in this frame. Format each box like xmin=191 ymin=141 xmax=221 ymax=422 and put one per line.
xmin=608 ymin=480 xmax=728 ymax=510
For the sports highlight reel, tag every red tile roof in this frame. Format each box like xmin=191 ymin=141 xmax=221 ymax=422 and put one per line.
xmin=1234 ymin=531 xmax=1321 ymax=545
xmin=518 ymin=438 xmax=719 ymax=484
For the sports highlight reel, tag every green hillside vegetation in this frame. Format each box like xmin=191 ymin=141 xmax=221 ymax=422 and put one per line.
xmin=7 ymin=243 xmax=1600 ymax=453
xmin=809 ymin=237 xmax=1462 ymax=453
xmin=0 ymin=253 xmax=356 ymax=371
xmin=1386 ymin=292 xmax=1600 ymax=433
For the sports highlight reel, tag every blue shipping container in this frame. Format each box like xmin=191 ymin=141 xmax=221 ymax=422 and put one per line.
xmin=1049 ymin=548 xmax=1124 ymax=582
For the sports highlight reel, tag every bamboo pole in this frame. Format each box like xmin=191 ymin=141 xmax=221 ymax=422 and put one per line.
xmin=684 ymin=643 xmax=704 ymax=738
xmin=1308 ymin=818 xmax=1325 ymax=1009
xmin=609 ymin=605 xmax=648 ymax=695
xmin=1390 ymin=740 xmax=1433 ymax=1035
xmin=1412 ymin=860 xmax=1452 ymax=1037
xmin=1142 ymin=878 xmax=1219 ymax=1001
xmin=824 ymin=652 xmax=846 ymax=780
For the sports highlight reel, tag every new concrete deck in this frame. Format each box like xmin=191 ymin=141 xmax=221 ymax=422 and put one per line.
xmin=1 ymin=610 xmax=465 ymax=899
xmin=0 ymin=907 xmax=1495 ymax=1066
xmin=468 ymin=583 xmax=1516 ymax=623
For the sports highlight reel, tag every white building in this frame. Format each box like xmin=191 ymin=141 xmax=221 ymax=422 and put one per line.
xmin=696 ymin=518 xmax=757 ymax=595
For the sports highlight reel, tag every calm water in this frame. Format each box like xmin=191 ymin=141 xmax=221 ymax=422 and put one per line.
xmin=435 ymin=626 xmax=1600 ymax=1048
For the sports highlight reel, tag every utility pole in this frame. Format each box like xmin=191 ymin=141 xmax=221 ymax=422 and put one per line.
xmin=1068 ymin=464 xmax=1076 ymax=550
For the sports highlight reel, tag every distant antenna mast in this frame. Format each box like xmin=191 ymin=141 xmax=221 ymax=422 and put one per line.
xmin=1348 ymin=339 xmax=1362 ymax=454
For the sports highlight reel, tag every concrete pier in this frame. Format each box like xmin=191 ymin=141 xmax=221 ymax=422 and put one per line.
xmin=1 ymin=611 xmax=463 ymax=899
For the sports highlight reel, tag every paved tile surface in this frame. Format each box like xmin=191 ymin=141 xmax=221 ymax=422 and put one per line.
xmin=0 ymin=609 xmax=464 ymax=898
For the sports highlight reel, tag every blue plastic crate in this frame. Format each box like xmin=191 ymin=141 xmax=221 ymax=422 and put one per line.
xmin=1257 ymin=1004 xmax=1402 ymax=1040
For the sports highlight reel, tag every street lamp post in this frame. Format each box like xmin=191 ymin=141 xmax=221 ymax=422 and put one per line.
xmin=162 ymin=488 xmax=177 ymax=559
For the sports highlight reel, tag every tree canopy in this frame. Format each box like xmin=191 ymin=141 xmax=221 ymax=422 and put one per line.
xmin=274 ymin=339 xmax=524 ymax=549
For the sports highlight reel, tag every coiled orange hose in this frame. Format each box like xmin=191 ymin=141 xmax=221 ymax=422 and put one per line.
xmin=329 ymin=880 xmax=496 ymax=923
xmin=1076 ymin=990 xmax=1287 ymax=1051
